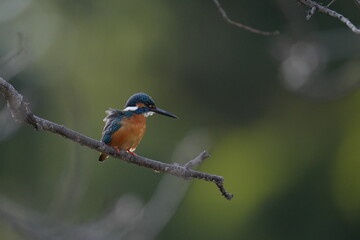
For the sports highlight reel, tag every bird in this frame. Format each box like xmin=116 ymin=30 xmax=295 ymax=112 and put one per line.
xmin=98 ymin=92 xmax=178 ymax=161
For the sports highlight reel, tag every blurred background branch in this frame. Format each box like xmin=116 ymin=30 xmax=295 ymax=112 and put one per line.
xmin=212 ymin=0 xmax=279 ymax=35
xmin=0 ymin=33 xmax=28 ymax=81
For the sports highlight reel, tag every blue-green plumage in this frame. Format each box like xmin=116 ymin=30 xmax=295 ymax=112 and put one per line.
xmin=125 ymin=93 xmax=156 ymax=108
xmin=101 ymin=107 xmax=154 ymax=144
xmin=101 ymin=109 xmax=122 ymax=144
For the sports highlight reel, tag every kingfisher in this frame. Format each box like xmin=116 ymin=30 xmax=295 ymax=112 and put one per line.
xmin=98 ymin=92 xmax=178 ymax=161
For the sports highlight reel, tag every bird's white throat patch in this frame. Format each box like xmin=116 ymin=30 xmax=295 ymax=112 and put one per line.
xmin=144 ymin=111 xmax=154 ymax=117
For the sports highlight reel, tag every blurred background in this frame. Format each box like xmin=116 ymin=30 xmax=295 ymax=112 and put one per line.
xmin=1 ymin=0 xmax=360 ymax=239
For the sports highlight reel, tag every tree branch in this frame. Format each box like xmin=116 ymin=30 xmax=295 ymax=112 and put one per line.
xmin=0 ymin=77 xmax=233 ymax=200
xmin=212 ymin=0 xmax=279 ymax=36
xmin=298 ymin=0 xmax=360 ymax=34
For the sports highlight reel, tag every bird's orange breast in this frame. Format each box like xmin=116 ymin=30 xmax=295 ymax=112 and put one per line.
xmin=109 ymin=114 xmax=146 ymax=152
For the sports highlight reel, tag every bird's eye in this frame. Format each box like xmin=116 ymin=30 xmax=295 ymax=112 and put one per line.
xmin=148 ymin=104 xmax=155 ymax=109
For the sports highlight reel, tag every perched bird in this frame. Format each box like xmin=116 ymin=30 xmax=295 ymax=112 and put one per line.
xmin=99 ymin=92 xmax=178 ymax=161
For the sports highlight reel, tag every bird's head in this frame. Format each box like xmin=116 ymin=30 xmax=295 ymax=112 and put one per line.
xmin=124 ymin=93 xmax=178 ymax=119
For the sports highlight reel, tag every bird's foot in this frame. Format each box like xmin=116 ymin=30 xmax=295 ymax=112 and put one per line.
xmin=127 ymin=150 xmax=136 ymax=156
xmin=113 ymin=146 xmax=120 ymax=153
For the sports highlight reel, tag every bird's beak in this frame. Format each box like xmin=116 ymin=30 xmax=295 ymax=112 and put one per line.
xmin=152 ymin=107 xmax=178 ymax=119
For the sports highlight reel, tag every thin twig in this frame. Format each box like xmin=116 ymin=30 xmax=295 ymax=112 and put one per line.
xmin=355 ymin=0 xmax=360 ymax=9
xmin=306 ymin=6 xmax=318 ymax=20
xmin=184 ymin=150 xmax=210 ymax=169
xmin=328 ymin=0 xmax=336 ymax=6
xmin=306 ymin=0 xmax=336 ymax=20
xmin=298 ymin=0 xmax=360 ymax=34
xmin=0 ymin=77 xmax=233 ymax=200
xmin=212 ymin=0 xmax=279 ymax=36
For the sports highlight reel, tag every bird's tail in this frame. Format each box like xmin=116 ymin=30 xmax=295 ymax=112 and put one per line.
xmin=98 ymin=153 xmax=108 ymax=162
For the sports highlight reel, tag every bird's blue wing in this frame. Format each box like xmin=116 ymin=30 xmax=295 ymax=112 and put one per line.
xmin=101 ymin=109 xmax=124 ymax=144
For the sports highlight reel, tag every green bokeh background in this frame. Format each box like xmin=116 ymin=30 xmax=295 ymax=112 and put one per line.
xmin=1 ymin=0 xmax=360 ymax=239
